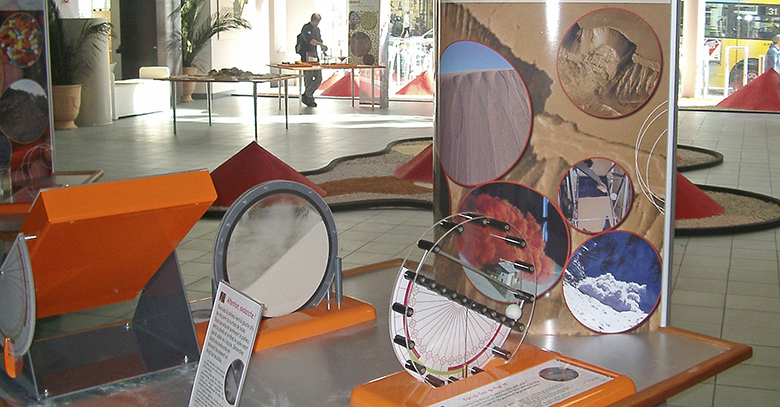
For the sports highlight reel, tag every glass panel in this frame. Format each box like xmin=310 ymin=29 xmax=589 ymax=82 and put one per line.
xmin=699 ymin=1 xmax=780 ymax=99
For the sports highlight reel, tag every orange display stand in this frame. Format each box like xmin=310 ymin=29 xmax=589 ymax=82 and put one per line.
xmin=195 ymin=295 xmax=376 ymax=353
xmin=351 ymin=344 xmax=636 ymax=407
xmin=2 ymin=170 xmax=217 ymax=400
xmin=20 ymin=170 xmax=217 ymax=319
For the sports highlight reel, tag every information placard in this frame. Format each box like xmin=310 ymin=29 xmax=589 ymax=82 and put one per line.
xmin=189 ymin=281 xmax=263 ymax=407
xmin=437 ymin=359 xmax=613 ymax=407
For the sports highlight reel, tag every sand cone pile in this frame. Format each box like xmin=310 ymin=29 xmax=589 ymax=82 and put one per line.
xmin=210 ymin=142 xmax=326 ymax=208
xmin=318 ymin=72 xmax=343 ymax=91
xmin=675 ymin=172 xmax=724 ymax=220
xmin=394 ymin=144 xmax=433 ymax=183
xmin=396 ymin=70 xmax=434 ymax=96
xmin=716 ymin=69 xmax=780 ymax=111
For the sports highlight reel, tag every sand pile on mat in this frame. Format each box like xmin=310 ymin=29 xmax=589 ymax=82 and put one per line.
xmin=306 ymin=140 xmax=432 ymax=204
xmin=676 ymin=190 xmax=780 ymax=229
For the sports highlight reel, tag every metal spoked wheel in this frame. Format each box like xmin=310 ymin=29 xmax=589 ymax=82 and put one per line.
xmin=388 ymin=213 xmax=538 ymax=387
xmin=0 ymin=233 xmax=35 ymax=357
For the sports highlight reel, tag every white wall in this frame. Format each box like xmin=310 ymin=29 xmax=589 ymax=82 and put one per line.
xmin=208 ymin=0 xmax=270 ymax=93
xmin=54 ymin=0 xmax=82 ymax=17
xmin=287 ymin=0 xmax=316 ymax=61
xmin=270 ymin=0 xmax=287 ymax=63
xmin=110 ymin=0 xmax=122 ymax=79
xmin=51 ymin=0 xmax=94 ymax=17
xmin=316 ymin=0 xmax=347 ymax=57
xmin=680 ymin=0 xmax=705 ymax=98
xmin=193 ymin=0 xmax=348 ymax=94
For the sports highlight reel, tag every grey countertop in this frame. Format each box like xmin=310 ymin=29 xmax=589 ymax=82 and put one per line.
xmin=0 ymin=263 xmax=750 ymax=407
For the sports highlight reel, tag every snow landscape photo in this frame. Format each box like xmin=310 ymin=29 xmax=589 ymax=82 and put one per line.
xmin=563 ymin=231 xmax=662 ymax=333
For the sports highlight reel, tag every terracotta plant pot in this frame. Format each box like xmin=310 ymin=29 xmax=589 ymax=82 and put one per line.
xmin=181 ymin=66 xmax=197 ymax=102
xmin=51 ymin=84 xmax=82 ymax=130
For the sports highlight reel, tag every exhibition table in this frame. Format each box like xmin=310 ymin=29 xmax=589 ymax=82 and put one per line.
xmin=163 ymin=73 xmax=302 ymax=138
xmin=269 ymin=63 xmax=386 ymax=110
xmin=0 ymin=261 xmax=750 ymax=406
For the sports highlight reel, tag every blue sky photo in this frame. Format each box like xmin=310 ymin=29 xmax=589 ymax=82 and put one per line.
xmin=440 ymin=40 xmax=512 ymax=74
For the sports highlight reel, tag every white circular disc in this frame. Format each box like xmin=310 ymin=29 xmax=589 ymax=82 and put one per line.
xmin=0 ymin=233 xmax=35 ymax=356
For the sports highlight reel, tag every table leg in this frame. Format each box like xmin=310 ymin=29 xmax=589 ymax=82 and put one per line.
xmin=284 ymin=79 xmax=289 ymax=129
xmin=207 ymin=83 xmax=212 ymax=126
xmin=171 ymin=81 xmax=177 ymax=135
xmin=351 ymin=68 xmax=355 ymax=107
xmin=299 ymin=75 xmax=303 ymax=111
xmin=371 ymin=68 xmax=375 ymax=111
xmin=253 ymin=82 xmax=258 ymax=141
xmin=277 ymin=68 xmax=282 ymax=110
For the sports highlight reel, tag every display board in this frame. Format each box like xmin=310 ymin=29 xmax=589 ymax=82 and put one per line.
xmin=435 ymin=0 xmax=674 ymax=336
xmin=0 ymin=0 xmax=53 ymax=198
xmin=347 ymin=0 xmax=390 ymax=107
xmin=348 ymin=0 xmax=381 ymax=66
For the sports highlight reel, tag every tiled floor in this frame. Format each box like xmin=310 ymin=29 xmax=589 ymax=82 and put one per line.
xmin=669 ymin=110 xmax=780 ymax=406
xmin=41 ymin=96 xmax=780 ymax=405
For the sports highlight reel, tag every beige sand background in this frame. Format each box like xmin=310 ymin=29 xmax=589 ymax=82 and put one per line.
xmin=436 ymin=2 xmax=672 ymax=335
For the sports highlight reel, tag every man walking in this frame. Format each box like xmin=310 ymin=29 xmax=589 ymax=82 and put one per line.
xmin=765 ymin=34 xmax=780 ymax=73
xmin=298 ymin=13 xmax=327 ymax=107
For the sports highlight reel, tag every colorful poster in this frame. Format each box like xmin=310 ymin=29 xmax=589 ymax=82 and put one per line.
xmin=348 ymin=0 xmax=381 ymax=66
xmin=435 ymin=0 xmax=672 ymax=335
xmin=0 ymin=0 xmax=53 ymax=200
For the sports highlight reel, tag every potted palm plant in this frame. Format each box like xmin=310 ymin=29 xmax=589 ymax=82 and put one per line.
xmin=170 ymin=0 xmax=251 ymax=102
xmin=47 ymin=0 xmax=112 ymax=130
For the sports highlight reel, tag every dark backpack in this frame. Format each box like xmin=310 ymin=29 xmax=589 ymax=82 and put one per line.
xmin=295 ymin=31 xmax=306 ymax=57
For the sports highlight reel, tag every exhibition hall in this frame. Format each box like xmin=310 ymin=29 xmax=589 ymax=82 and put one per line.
xmin=0 ymin=0 xmax=778 ymax=406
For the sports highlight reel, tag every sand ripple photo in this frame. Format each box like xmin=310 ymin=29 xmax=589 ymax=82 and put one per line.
xmin=557 ymin=8 xmax=662 ymax=118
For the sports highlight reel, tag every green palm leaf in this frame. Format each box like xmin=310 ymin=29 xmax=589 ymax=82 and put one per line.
xmin=171 ymin=0 xmax=252 ymax=69
xmin=47 ymin=0 xmax=112 ymax=86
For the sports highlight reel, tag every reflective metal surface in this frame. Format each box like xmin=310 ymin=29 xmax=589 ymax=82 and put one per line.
xmin=213 ymin=181 xmax=339 ymax=318
xmin=0 ymin=263 xmax=743 ymax=406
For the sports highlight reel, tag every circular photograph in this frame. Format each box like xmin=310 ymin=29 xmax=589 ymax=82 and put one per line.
xmin=0 ymin=79 xmax=47 ymax=144
xmin=224 ymin=359 xmax=244 ymax=405
xmin=348 ymin=11 xmax=360 ymax=31
xmin=557 ymin=8 xmax=662 ymax=118
xmin=438 ymin=41 xmax=532 ymax=186
xmin=539 ymin=366 xmax=579 ymax=382
xmin=434 ymin=160 xmax=451 ymax=219
xmin=0 ymin=13 xmax=43 ymax=68
xmin=350 ymin=31 xmax=371 ymax=57
xmin=563 ymin=231 xmax=662 ymax=334
xmin=360 ymin=11 xmax=378 ymax=30
xmin=458 ymin=182 xmax=570 ymax=299
xmin=558 ymin=158 xmax=633 ymax=233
